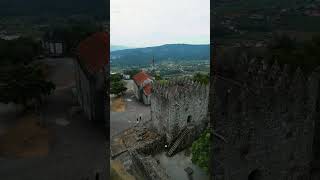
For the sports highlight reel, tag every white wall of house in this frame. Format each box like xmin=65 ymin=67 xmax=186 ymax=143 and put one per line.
xmin=74 ymin=59 xmax=94 ymax=121
xmin=142 ymin=94 xmax=151 ymax=105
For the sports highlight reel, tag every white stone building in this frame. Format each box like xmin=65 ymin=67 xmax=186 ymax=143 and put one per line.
xmin=132 ymin=71 xmax=153 ymax=105
xmin=74 ymin=32 xmax=109 ymax=123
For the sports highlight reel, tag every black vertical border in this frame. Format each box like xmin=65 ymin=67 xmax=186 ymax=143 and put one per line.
xmin=210 ymin=0 xmax=215 ymax=179
xmin=105 ymin=0 xmax=110 ymax=179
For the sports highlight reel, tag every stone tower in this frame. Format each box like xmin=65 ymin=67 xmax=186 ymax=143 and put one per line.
xmin=150 ymin=78 xmax=209 ymax=146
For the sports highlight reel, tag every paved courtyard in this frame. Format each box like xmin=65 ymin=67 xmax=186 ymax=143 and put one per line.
xmin=110 ymin=80 xmax=151 ymax=137
xmin=155 ymin=150 xmax=209 ymax=180
xmin=0 ymin=57 xmax=107 ymax=180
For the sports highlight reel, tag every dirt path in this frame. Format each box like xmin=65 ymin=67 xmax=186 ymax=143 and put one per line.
xmin=111 ymin=97 xmax=126 ymax=112
xmin=0 ymin=113 xmax=49 ymax=158
xmin=111 ymin=160 xmax=136 ymax=180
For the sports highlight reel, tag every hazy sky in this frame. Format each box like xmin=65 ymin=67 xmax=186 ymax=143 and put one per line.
xmin=111 ymin=0 xmax=210 ymax=47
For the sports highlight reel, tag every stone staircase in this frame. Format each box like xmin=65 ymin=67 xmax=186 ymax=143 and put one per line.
xmin=167 ymin=127 xmax=192 ymax=157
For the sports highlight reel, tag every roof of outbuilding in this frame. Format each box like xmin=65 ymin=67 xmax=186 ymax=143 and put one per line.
xmin=132 ymin=71 xmax=153 ymax=96
xmin=77 ymin=32 xmax=109 ymax=73
xmin=132 ymin=71 xmax=152 ymax=85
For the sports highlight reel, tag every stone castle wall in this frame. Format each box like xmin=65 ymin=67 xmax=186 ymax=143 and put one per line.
xmin=130 ymin=150 xmax=169 ymax=180
xmin=151 ymin=78 xmax=209 ymax=145
xmin=213 ymin=59 xmax=320 ymax=180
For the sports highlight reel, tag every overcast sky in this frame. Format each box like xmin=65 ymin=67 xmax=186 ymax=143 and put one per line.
xmin=111 ymin=0 xmax=210 ymax=47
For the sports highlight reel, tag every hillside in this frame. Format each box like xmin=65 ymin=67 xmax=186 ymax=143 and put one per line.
xmin=110 ymin=44 xmax=210 ymax=65
xmin=111 ymin=45 xmax=132 ymax=52
xmin=214 ymin=0 xmax=320 ymax=45
xmin=0 ymin=0 xmax=107 ymax=18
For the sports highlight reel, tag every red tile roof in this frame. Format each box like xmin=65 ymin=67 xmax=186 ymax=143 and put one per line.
xmin=143 ymin=83 xmax=152 ymax=96
xmin=77 ymin=32 xmax=109 ymax=73
xmin=132 ymin=71 xmax=152 ymax=86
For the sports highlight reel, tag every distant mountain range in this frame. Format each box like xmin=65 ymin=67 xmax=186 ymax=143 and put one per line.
xmin=111 ymin=45 xmax=132 ymax=52
xmin=110 ymin=44 xmax=210 ymax=65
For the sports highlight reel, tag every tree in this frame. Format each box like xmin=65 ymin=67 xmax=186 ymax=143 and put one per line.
xmin=191 ymin=129 xmax=211 ymax=173
xmin=0 ymin=63 xmax=55 ymax=108
xmin=0 ymin=36 xmax=55 ymax=109
xmin=123 ymin=69 xmax=140 ymax=79
xmin=155 ymin=74 xmax=162 ymax=80
xmin=110 ymin=73 xmax=127 ymax=95
xmin=193 ymin=73 xmax=209 ymax=85
xmin=0 ymin=37 xmax=42 ymax=66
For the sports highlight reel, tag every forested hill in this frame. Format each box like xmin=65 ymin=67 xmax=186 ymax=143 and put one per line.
xmin=110 ymin=44 xmax=210 ymax=65
xmin=111 ymin=45 xmax=132 ymax=52
xmin=0 ymin=0 xmax=107 ymax=18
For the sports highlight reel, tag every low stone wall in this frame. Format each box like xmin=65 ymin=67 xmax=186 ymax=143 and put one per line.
xmin=135 ymin=134 xmax=166 ymax=155
xmin=130 ymin=150 xmax=169 ymax=180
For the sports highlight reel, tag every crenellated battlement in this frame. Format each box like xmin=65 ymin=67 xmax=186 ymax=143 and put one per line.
xmin=219 ymin=59 xmax=319 ymax=98
xmin=152 ymin=77 xmax=209 ymax=101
